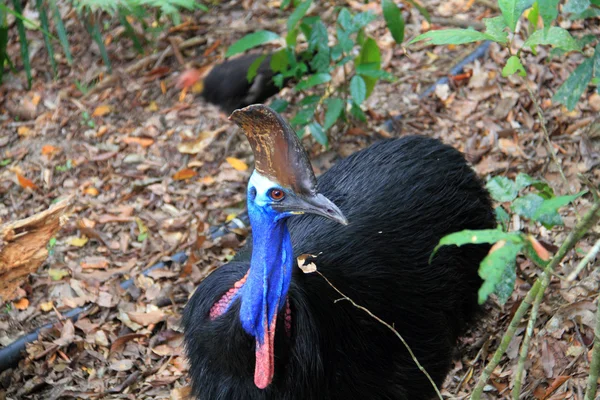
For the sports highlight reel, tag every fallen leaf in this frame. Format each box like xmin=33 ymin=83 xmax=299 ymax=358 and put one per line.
xmin=151 ymin=344 xmax=174 ymax=356
xmin=54 ymin=320 xmax=75 ymax=346
xmin=226 ymin=157 xmax=248 ymax=171
xmin=170 ymin=386 xmax=192 ymax=400
xmin=204 ymin=39 xmax=221 ymax=56
xmin=84 ymin=187 xmax=99 ymax=196
xmin=127 ymin=310 xmax=166 ymax=326
xmin=68 ymin=236 xmax=89 ymax=247
xmin=81 ymin=256 xmax=109 ymax=269
xmin=95 ymin=330 xmax=109 ymax=347
xmin=16 ymin=173 xmax=38 ymax=190
xmin=40 ymin=301 xmax=54 ymax=312
xmin=48 ymin=268 xmax=70 ymax=281
xmin=109 ymin=359 xmax=134 ymax=372
xmin=297 ymin=254 xmax=318 ymax=274
xmin=92 ymin=105 xmax=111 ymax=117
xmin=173 ymin=168 xmax=197 ymax=180
xmin=17 ymin=126 xmax=32 ymax=136
xmin=122 ymin=137 xmax=154 ymax=147
xmin=41 ymin=145 xmax=59 ymax=155
xmin=14 ymin=297 xmax=29 ymax=310
xmin=110 ymin=333 xmax=146 ymax=354
xmin=540 ymin=376 xmax=570 ymax=400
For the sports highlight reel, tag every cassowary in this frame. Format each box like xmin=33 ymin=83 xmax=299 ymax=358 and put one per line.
xmin=178 ymin=52 xmax=308 ymax=113
xmin=183 ymin=104 xmax=495 ymax=399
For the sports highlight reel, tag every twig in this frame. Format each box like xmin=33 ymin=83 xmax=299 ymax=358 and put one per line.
xmin=512 ymin=278 xmax=545 ymax=399
xmin=476 ymin=0 xmax=500 ymax=11
xmin=566 ymin=238 xmax=600 ymax=282
xmin=315 ymin=270 xmax=444 ymax=400
xmin=525 ymin=85 xmax=570 ymax=193
xmin=472 ymin=199 xmax=600 ymax=399
xmin=584 ymin=293 xmax=600 ymax=400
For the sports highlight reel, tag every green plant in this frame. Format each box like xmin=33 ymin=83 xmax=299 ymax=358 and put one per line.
xmin=226 ymin=0 xmax=426 ymax=147
xmin=433 ymin=173 xmax=584 ymax=305
xmin=410 ymin=0 xmax=600 ymax=111
xmin=0 ymin=0 xmax=207 ymax=86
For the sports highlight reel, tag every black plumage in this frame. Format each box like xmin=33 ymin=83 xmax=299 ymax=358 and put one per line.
xmin=200 ymin=54 xmax=280 ymax=113
xmin=183 ymin=135 xmax=495 ymax=399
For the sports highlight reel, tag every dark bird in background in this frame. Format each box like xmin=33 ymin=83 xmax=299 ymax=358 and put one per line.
xmin=177 ymin=52 xmax=310 ymax=113
xmin=183 ymin=104 xmax=495 ymax=399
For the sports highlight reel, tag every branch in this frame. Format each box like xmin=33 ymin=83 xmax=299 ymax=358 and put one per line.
xmin=315 ymin=271 xmax=444 ymax=400
xmin=472 ymin=199 xmax=600 ymax=399
xmin=512 ymin=276 xmax=546 ymax=399
xmin=566 ymin=238 xmax=600 ymax=282
xmin=585 ymin=292 xmax=600 ymax=400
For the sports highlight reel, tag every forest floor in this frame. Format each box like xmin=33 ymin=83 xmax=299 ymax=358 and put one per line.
xmin=0 ymin=0 xmax=599 ymax=399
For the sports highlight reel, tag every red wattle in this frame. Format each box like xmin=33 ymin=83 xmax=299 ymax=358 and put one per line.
xmin=254 ymin=316 xmax=277 ymax=389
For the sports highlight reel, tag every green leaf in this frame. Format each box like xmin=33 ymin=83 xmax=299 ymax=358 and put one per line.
xmin=523 ymin=26 xmax=582 ymax=52
xmin=350 ymin=75 xmax=367 ymax=105
xmin=270 ymin=98 xmax=289 ymax=113
xmin=538 ymin=0 xmax=559 ymax=27
xmin=527 ymin=1 xmax=539 ymax=30
xmin=502 ymin=55 xmax=527 ymax=77
xmin=564 ymin=0 xmax=591 ymax=13
xmin=434 ymin=229 xmax=523 ymax=255
xmin=498 ymin=0 xmax=535 ymax=32
xmin=296 ymin=72 xmax=331 ymax=90
xmin=532 ymin=192 xmax=584 ymax=227
xmin=515 ymin=173 xmax=554 ymax=197
xmin=512 ymin=193 xmax=544 ymax=220
xmin=308 ymin=122 xmax=328 ymax=147
xmin=36 ymin=0 xmax=57 ymax=77
xmin=337 ymin=28 xmax=354 ymax=53
xmin=270 ymin=49 xmax=289 ymax=73
xmin=350 ymin=102 xmax=367 ymax=121
xmin=495 ymin=206 xmax=511 ymax=231
xmin=226 ymin=31 xmax=280 ymax=57
xmin=12 ymin=0 xmax=31 ymax=88
xmin=593 ymin=43 xmax=600 ymax=78
xmin=405 ymin=0 xmax=430 ymax=22
xmin=484 ymin=16 xmax=509 ymax=44
xmin=478 ymin=241 xmax=521 ymax=304
xmin=118 ymin=10 xmax=144 ymax=54
xmin=356 ymin=38 xmax=381 ymax=97
xmin=352 ymin=11 xmax=376 ymax=31
xmin=486 ymin=176 xmax=518 ymax=202
xmin=337 ymin=7 xmax=352 ymax=31
xmin=0 ymin=19 xmax=9 ymax=84
xmin=381 ymin=0 xmax=405 ymax=44
xmin=288 ymin=0 xmax=312 ymax=31
xmin=86 ymin=20 xmax=112 ymax=73
xmin=291 ymin=105 xmax=316 ymax=126
xmin=409 ymin=29 xmax=491 ymax=45
xmin=247 ymin=54 xmax=267 ymax=83
xmin=324 ymin=97 xmax=344 ymax=130
xmin=299 ymin=95 xmax=321 ymax=106
xmin=553 ymin=56 xmax=594 ymax=110
xmin=356 ymin=64 xmax=394 ymax=80
xmin=50 ymin=0 xmax=72 ymax=64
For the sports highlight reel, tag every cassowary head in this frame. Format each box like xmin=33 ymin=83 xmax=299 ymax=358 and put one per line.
xmin=215 ymin=105 xmax=346 ymax=389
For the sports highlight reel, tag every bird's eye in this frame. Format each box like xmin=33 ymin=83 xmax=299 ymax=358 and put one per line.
xmin=269 ymin=188 xmax=285 ymax=201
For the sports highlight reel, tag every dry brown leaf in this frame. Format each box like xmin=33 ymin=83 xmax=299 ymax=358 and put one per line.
xmin=16 ymin=173 xmax=38 ymax=190
xmin=54 ymin=320 xmax=75 ymax=346
xmin=14 ymin=297 xmax=29 ymax=310
xmin=170 ymin=386 xmax=192 ymax=400
xmin=40 ymin=301 xmax=54 ymax=312
xmin=81 ymin=256 xmax=109 ymax=269
xmin=110 ymin=333 xmax=146 ymax=354
xmin=84 ymin=187 xmax=99 ymax=196
xmin=41 ymin=145 xmax=60 ymax=155
xmin=122 ymin=137 xmax=154 ymax=147
xmin=109 ymin=359 xmax=134 ymax=372
xmin=226 ymin=157 xmax=248 ymax=171
xmin=128 ymin=310 xmax=166 ymax=326
xmin=17 ymin=126 xmax=32 ymax=136
xmin=173 ymin=168 xmax=197 ymax=181
xmin=92 ymin=105 xmax=111 ymax=117
xmin=297 ymin=254 xmax=318 ymax=274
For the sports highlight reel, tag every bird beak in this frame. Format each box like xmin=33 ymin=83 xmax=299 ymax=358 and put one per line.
xmin=274 ymin=193 xmax=348 ymax=225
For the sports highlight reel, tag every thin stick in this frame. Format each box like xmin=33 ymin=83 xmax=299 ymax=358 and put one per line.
xmin=512 ymin=275 xmax=546 ymax=399
xmin=566 ymin=238 xmax=600 ymax=282
xmin=315 ymin=270 xmax=444 ymax=400
xmin=472 ymin=199 xmax=600 ymax=399
xmin=525 ymin=85 xmax=570 ymax=194
xmin=584 ymin=293 xmax=600 ymax=400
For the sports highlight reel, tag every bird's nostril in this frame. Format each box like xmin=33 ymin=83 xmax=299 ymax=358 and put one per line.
xmin=327 ymin=209 xmax=333 ymax=214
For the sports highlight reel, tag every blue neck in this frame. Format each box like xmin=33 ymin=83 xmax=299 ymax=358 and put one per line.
xmin=238 ymin=202 xmax=293 ymax=344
